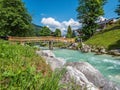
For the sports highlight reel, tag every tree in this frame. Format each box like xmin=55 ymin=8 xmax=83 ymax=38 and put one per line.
xmin=77 ymin=0 xmax=107 ymax=39
xmin=0 ymin=0 xmax=34 ymax=36
xmin=39 ymin=26 xmax=52 ymax=36
xmin=54 ymin=29 xmax=61 ymax=37
xmin=33 ymin=24 xmax=42 ymax=36
xmin=115 ymin=0 xmax=120 ymax=16
xmin=66 ymin=25 xmax=73 ymax=38
xmin=72 ymin=30 xmax=76 ymax=38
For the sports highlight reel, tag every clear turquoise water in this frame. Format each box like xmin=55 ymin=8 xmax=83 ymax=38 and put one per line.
xmin=52 ymin=49 xmax=120 ymax=84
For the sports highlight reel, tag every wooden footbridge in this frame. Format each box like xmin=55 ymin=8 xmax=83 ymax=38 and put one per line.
xmin=8 ymin=36 xmax=75 ymax=49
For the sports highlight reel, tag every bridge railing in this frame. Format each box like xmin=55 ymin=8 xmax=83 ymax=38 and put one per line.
xmin=8 ymin=36 xmax=75 ymax=43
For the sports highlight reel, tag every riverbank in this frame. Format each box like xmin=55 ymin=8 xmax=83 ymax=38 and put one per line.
xmin=51 ymin=41 xmax=120 ymax=57
xmin=37 ymin=49 xmax=120 ymax=90
xmin=80 ymin=42 xmax=120 ymax=56
xmin=0 ymin=40 xmax=63 ymax=90
xmin=84 ymin=21 xmax=120 ymax=56
xmin=36 ymin=50 xmax=65 ymax=71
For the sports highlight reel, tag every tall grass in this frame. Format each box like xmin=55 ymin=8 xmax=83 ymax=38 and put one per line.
xmin=39 ymin=69 xmax=66 ymax=90
xmin=0 ymin=40 xmax=85 ymax=90
xmin=0 ymin=40 xmax=65 ymax=90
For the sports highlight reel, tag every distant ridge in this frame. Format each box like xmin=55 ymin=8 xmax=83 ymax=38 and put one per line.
xmin=32 ymin=24 xmax=42 ymax=36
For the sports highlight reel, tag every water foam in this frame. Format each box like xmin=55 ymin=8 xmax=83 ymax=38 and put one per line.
xmin=52 ymin=49 xmax=120 ymax=84
xmin=103 ymin=59 xmax=120 ymax=65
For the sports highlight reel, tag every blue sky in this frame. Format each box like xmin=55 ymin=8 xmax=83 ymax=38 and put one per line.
xmin=22 ymin=0 xmax=119 ymax=31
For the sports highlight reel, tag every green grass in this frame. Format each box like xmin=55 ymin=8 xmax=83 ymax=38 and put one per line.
xmin=0 ymin=40 xmax=88 ymax=90
xmin=85 ymin=21 xmax=120 ymax=50
xmin=0 ymin=40 xmax=65 ymax=90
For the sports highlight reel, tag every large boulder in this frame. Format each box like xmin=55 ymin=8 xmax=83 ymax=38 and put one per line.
xmin=61 ymin=62 xmax=119 ymax=90
xmin=41 ymin=50 xmax=55 ymax=57
xmin=60 ymin=65 xmax=98 ymax=90
xmin=81 ymin=43 xmax=91 ymax=53
xmin=36 ymin=50 xmax=65 ymax=71
xmin=99 ymin=47 xmax=107 ymax=54
xmin=109 ymin=49 xmax=120 ymax=56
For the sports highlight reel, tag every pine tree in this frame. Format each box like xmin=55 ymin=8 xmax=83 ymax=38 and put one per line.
xmin=66 ymin=25 xmax=72 ymax=38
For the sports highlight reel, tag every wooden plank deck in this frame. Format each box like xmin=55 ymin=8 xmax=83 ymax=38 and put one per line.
xmin=8 ymin=36 xmax=75 ymax=43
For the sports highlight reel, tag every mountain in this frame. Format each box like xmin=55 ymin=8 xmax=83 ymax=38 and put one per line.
xmin=32 ymin=24 xmax=42 ymax=36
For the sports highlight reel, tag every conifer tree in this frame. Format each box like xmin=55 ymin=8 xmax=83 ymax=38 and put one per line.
xmin=66 ymin=25 xmax=72 ymax=38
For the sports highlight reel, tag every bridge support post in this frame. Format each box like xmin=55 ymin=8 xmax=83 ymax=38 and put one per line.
xmin=49 ymin=41 xmax=53 ymax=50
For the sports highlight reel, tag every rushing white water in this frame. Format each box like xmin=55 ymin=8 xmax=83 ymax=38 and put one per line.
xmin=51 ymin=49 xmax=120 ymax=84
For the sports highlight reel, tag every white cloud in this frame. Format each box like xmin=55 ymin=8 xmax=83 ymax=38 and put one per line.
xmin=41 ymin=17 xmax=61 ymax=27
xmin=98 ymin=16 xmax=107 ymax=22
xmin=41 ymin=17 xmax=81 ymax=33
xmin=62 ymin=18 xmax=80 ymax=27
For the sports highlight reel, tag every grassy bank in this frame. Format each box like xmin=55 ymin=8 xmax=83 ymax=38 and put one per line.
xmin=0 ymin=40 xmax=64 ymax=90
xmin=85 ymin=21 xmax=120 ymax=50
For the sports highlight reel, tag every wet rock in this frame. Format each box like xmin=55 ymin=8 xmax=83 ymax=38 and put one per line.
xmin=72 ymin=43 xmax=78 ymax=47
xmin=99 ymin=47 xmax=107 ymax=54
xmin=109 ymin=49 xmax=120 ymax=56
xmin=60 ymin=65 xmax=99 ymax=90
xmin=63 ymin=62 xmax=120 ymax=90
xmin=81 ymin=43 xmax=91 ymax=53
xmin=68 ymin=43 xmax=79 ymax=50
xmin=36 ymin=50 xmax=65 ymax=71
xmin=42 ymin=50 xmax=55 ymax=57
xmin=65 ymin=62 xmax=104 ymax=88
xmin=91 ymin=46 xmax=96 ymax=52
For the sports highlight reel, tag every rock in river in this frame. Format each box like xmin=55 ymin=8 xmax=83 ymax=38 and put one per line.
xmin=36 ymin=50 xmax=120 ymax=90
xmin=61 ymin=62 xmax=119 ymax=90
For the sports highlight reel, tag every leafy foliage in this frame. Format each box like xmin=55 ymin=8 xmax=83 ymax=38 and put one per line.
xmin=39 ymin=26 xmax=52 ymax=36
xmin=77 ymin=0 xmax=107 ymax=39
xmin=0 ymin=0 xmax=34 ymax=36
xmin=54 ymin=29 xmax=61 ymax=37
xmin=66 ymin=25 xmax=73 ymax=38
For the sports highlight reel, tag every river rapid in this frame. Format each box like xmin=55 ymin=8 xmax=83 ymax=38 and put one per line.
xmin=39 ymin=46 xmax=120 ymax=85
xmin=51 ymin=49 xmax=120 ymax=85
